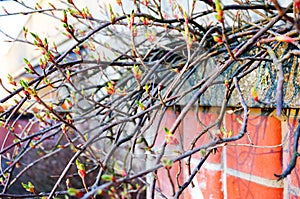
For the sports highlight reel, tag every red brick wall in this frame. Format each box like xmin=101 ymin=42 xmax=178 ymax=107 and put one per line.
xmin=0 ymin=118 xmax=39 ymax=155
xmin=152 ymin=107 xmax=300 ymax=199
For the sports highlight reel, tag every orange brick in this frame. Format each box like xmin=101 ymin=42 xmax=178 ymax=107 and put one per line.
xmin=196 ymin=167 xmax=223 ymax=199
xmin=0 ymin=119 xmax=39 ymax=153
xmin=226 ymin=114 xmax=282 ymax=179
xmin=227 ymin=175 xmax=283 ymax=199
xmin=183 ymin=109 xmax=221 ymax=164
xmin=178 ymin=161 xmax=223 ymax=199
xmin=152 ymin=109 xmax=183 ymax=150
xmin=156 ymin=162 xmax=184 ymax=198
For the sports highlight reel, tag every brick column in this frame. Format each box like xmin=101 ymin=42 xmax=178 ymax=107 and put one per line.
xmin=151 ymin=107 xmax=296 ymax=199
xmin=225 ymin=110 xmax=283 ymax=198
xmin=182 ymin=107 xmax=223 ymax=199
xmin=282 ymin=116 xmax=300 ymax=199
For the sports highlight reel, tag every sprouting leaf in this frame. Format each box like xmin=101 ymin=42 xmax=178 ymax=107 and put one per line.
xmin=228 ymin=130 xmax=233 ymax=138
xmin=101 ymin=174 xmax=115 ymax=182
xmin=75 ymin=159 xmax=85 ymax=171
xmin=221 ymin=127 xmax=227 ymax=134
xmin=136 ymin=100 xmax=146 ymax=110
xmin=200 ymin=149 xmax=206 ymax=156
xmin=21 ymin=181 xmax=35 ymax=193
xmin=7 ymin=74 xmax=16 ymax=86
xmin=132 ymin=64 xmax=142 ymax=80
xmin=19 ymin=79 xmax=29 ymax=89
xmin=162 ymin=158 xmax=173 ymax=169
xmin=143 ymin=83 xmax=149 ymax=93
xmin=68 ymin=187 xmax=83 ymax=197
xmin=165 ymin=134 xmax=179 ymax=145
xmin=163 ymin=127 xmax=172 ymax=135
xmin=215 ymin=0 xmax=223 ymax=22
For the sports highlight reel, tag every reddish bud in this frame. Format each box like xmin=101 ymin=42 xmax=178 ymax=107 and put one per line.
xmin=116 ymin=0 xmax=122 ymax=6
xmin=213 ymin=35 xmax=223 ymax=43
xmin=251 ymin=87 xmax=259 ymax=102
xmin=142 ymin=0 xmax=149 ymax=6
xmin=224 ymin=79 xmax=229 ymax=89
xmin=72 ymin=46 xmax=81 ymax=55
xmin=275 ymin=35 xmax=294 ymax=43
xmin=106 ymin=82 xmax=115 ymax=95
xmin=78 ymin=169 xmax=86 ymax=179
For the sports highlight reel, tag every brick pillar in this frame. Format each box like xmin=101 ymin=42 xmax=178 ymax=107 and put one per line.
xmin=282 ymin=116 xmax=300 ymax=198
xmin=182 ymin=107 xmax=223 ymax=199
xmin=152 ymin=107 xmax=292 ymax=199
xmin=146 ymin=108 xmax=184 ymax=199
xmin=225 ymin=110 xmax=283 ymax=199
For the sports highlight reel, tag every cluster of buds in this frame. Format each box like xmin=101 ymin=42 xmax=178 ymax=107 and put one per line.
xmin=23 ymin=26 xmax=28 ymax=39
xmin=140 ymin=17 xmax=149 ymax=25
xmin=221 ymin=127 xmax=232 ymax=138
xmin=145 ymin=29 xmax=157 ymax=42
xmin=31 ymin=32 xmax=45 ymax=48
xmin=108 ymin=4 xmax=116 ymax=23
xmin=39 ymin=58 xmax=47 ymax=70
xmin=63 ymin=22 xmax=74 ymax=35
xmin=43 ymin=78 xmax=54 ymax=88
xmin=162 ymin=158 xmax=173 ymax=169
xmin=19 ymin=79 xmax=37 ymax=99
xmin=132 ymin=64 xmax=142 ymax=80
xmin=61 ymin=123 xmax=68 ymax=134
xmin=80 ymin=7 xmax=92 ymax=19
xmin=179 ymin=10 xmax=195 ymax=48
xmin=215 ymin=0 xmax=223 ymax=23
xmin=101 ymin=174 xmax=116 ymax=182
xmin=62 ymin=9 xmax=77 ymax=39
xmin=105 ymin=81 xmax=116 ymax=95
xmin=164 ymin=127 xmax=179 ymax=145
xmin=35 ymin=2 xmax=42 ymax=10
xmin=7 ymin=74 xmax=16 ymax=86
xmin=72 ymin=46 xmax=81 ymax=56
xmin=21 ymin=181 xmax=35 ymax=194
xmin=66 ymin=114 xmax=72 ymax=124
xmin=224 ymin=79 xmax=229 ymax=89
xmin=23 ymin=58 xmax=35 ymax=74
xmin=67 ymin=188 xmax=84 ymax=198
xmin=67 ymin=0 xmax=74 ymax=4
xmin=31 ymin=32 xmax=55 ymax=64
xmin=61 ymin=98 xmax=73 ymax=110
xmin=34 ymin=113 xmax=46 ymax=124
xmin=76 ymin=159 xmax=86 ymax=179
